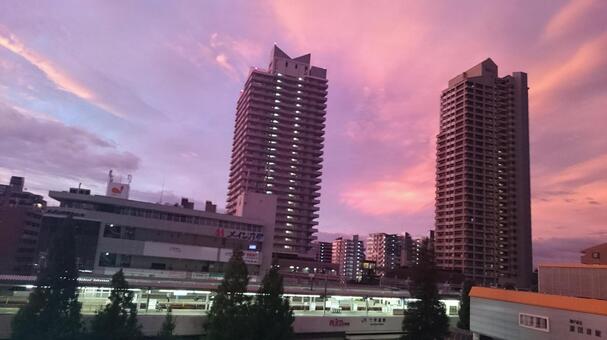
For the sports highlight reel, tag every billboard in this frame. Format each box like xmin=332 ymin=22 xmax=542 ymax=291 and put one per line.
xmin=106 ymin=182 xmax=130 ymax=199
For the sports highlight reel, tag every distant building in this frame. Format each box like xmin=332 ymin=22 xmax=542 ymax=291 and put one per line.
xmin=37 ymin=187 xmax=276 ymax=279
xmin=366 ymin=233 xmax=404 ymax=274
xmin=581 ymin=243 xmax=607 ymax=265
xmin=311 ymin=241 xmax=333 ymax=263
xmin=0 ymin=176 xmax=46 ymax=275
xmin=470 ymin=287 xmax=607 ymax=339
xmin=332 ymin=235 xmax=364 ymax=282
xmin=226 ymin=45 xmax=328 ymax=256
xmin=400 ymin=231 xmax=435 ymax=267
xmin=434 ymin=59 xmax=532 ymax=288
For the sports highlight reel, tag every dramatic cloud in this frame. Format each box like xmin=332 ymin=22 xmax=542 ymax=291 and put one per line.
xmin=0 ymin=0 xmax=605 ymax=264
xmin=0 ymin=103 xmax=139 ymax=193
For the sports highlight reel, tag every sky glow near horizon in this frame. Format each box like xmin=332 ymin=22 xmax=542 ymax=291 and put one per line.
xmin=0 ymin=0 xmax=606 ymax=264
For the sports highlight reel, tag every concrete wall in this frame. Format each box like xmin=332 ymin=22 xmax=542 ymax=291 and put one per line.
xmin=0 ymin=314 xmax=405 ymax=339
xmin=539 ymin=266 xmax=607 ymax=300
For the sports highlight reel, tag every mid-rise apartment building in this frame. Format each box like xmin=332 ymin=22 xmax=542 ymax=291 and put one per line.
xmin=366 ymin=233 xmax=404 ymax=274
xmin=0 ymin=176 xmax=46 ymax=275
xmin=332 ymin=235 xmax=364 ymax=282
xmin=434 ymin=59 xmax=532 ymax=288
xmin=226 ymin=45 xmax=328 ymax=256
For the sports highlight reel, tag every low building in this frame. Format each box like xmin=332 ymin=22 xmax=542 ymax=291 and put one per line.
xmin=0 ymin=176 xmax=46 ymax=275
xmin=37 ymin=186 xmax=277 ymax=280
xmin=581 ymin=243 xmax=607 ymax=265
xmin=470 ymin=287 xmax=607 ymax=340
xmin=538 ymin=264 xmax=607 ymax=300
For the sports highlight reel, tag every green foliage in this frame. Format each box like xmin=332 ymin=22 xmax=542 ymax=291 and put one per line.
xmin=11 ymin=215 xmax=83 ymax=340
xmin=204 ymin=249 xmax=252 ymax=340
xmin=457 ymin=280 xmax=473 ymax=330
xmin=90 ymin=269 xmax=142 ymax=340
xmin=158 ymin=307 xmax=177 ymax=340
xmin=250 ymin=267 xmax=294 ymax=340
xmin=401 ymin=238 xmax=450 ymax=340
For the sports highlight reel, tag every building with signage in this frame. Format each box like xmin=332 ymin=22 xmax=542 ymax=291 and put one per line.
xmin=0 ymin=176 xmax=46 ymax=275
xmin=434 ymin=59 xmax=533 ymax=288
xmin=226 ymin=45 xmax=328 ymax=256
xmin=470 ymin=287 xmax=607 ymax=340
xmin=37 ymin=187 xmax=276 ymax=279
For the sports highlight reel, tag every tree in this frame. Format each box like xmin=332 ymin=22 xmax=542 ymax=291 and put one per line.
xmin=204 ymin=249 xmax=252 ymax=340
xmin=401 ymin=238 xmax=450 ymax=340
xmin=157 ymin=307 xmax=176 ymax=340
xmin=457 ymin=280 xmax=473 ymax=330
xmin=90 ymin=269 xmax=142 ymax=340
xmin=12 ymin=215 xmax=83 ymax=340
xmin=251 ymin=267 xmax=294 ymax=340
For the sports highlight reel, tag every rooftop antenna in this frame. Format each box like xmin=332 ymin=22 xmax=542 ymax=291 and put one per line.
xmin=159 ymin=177 xmax=165 ymax=204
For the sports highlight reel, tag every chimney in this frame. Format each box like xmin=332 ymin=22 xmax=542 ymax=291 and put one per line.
xmin=205 ymin=200 xmax=217 ymax=213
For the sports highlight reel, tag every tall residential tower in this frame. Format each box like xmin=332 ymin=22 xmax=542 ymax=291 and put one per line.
xmin=227 ymin=46 xmax=327 ymax=256
xmin=434 ymin=59 xmax=532 ymax=288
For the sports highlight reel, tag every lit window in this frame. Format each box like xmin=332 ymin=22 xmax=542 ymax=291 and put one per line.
xmin=265 ymin=191 xmax=273 ymax=194
xmin=287 ymin=208 xmax=294 ymax=212
xmin=296 ymin=104 xmax=301 ymax=107
xmin=288 ymin=186 xmax=295 ymax=190
xmin=293 ymin=137 xmax=299 ymax=141
xmin=269 ymin=133 xmax=278 ymax=137
xmin=295 ymin=110 xmax=301 ymax=113
xmin=274 ymin=99 xmax=280 ymax=103
xmin=291 ymin=158 xmax=298 ymax=162
xmin=272 ymin=120 xmax=279 ymax=124
xmin=297 ymin=90 xmax=302 ymax=94
xmin=268 ymin=155 xmax=275 ymax=158
xmin=288 ymin=194 xmax=295 ymax=198
xmin=278 ymin=73 xmax=283 ymax=76
xmin=296 ymin=97 xmax=301 ymax=100
xmin=292 ymin=144 xmax=298 ymax=148
xmin=298 ymin=77 xmax=303 ymax=80
xmin=271 ymin=127 xmax=278 ymax=130
xmin=276 ymin=86 xmax=281 ymax=90
xmin=293 ymin=130 xmax=299 ymax=134
xmin=284 ymin=245 xmax=291 ymax=249
xmin=290 ymin=165 xmax=297 ymax=169
xmin=273 ymin=113 xmax=279 ymax=117
xmin=295 ymin=117 xmax=300 ymax=120
xmin=290 ymin=172 xmax=296 ymax=176
xmin=285 ymin=230 xmax=293 ymax=234
xmin=286 ymin=223 xmax=293 ymax=226
xmin=298 ymin=84 xmax=302 ymax=87
xmin=294 ymin=123 xmax=300 ymax=127
xmin=287 ymin=201 xmax=294 ymax=204
xmin=274 ymin=106 xmax=279 ymax=109
xmin=289 ymin=179 xmax=295 ymax=183
xmin=277 ymin=79 xmax=282 ymax=83
xmin=269 ymin=140 xmax=277 ymax=144
xmin=287 ymin=215 xmax=293 ymax=219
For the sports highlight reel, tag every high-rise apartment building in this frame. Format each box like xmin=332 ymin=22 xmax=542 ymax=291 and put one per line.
xmin=332 ymin=235 xmax=364 ymax=282
xmin=434 ymin=59 xmax=532 ymax=288
xmin=226 ymin=45 xmax=328 ymax=256
xmin=366 ymin=233 xmax=404 ymax=274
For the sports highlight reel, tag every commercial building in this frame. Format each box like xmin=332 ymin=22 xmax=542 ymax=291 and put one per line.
xmin=37 ymin=180 xmax=277 ymax=279
xmin=470 ymin=287 xmax=607 ymax=340
xmin=366 ymin=233 xmax=404 ymax=274
xmin=0 ymin=176 xmax=46 ymax=275
xmin=581 ymin=243 xmax=607 ymax=265
xmin=226 ymin=45 xmax=328 ymax=256
xmin=434 ymin=59 xmax=532 ymax=288
xmin=538 ymin=264 xmax=607 ymax=301
xmin=332 ymin=235 xmax=364 ymax=282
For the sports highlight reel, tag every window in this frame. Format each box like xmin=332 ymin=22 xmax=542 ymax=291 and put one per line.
xmin=596 ymin=330 xmax=602 ymax=337
xmin=518 ymin=313 xmax=549 ymax=332
xmin=592 ymin=252 xmax=600 ymax=259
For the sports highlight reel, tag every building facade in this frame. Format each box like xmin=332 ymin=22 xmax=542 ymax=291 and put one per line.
xmin=434 ymin=59 xmax=532 ymax=288
xmin=538 ymin=264 xmax=607 ymax=301
xmin=0 ymin=176 xmax=46 ymax=275
xmin=366 ymin=233 xmax=404 ymax=274
xmin=332 ymin=235 xmax=364 ymax=282
xmin=38 ymin=188 xmax=276 ymax=279
xmin=312 ymin=241 xmax=333 ymax=263
xmin=470 ymin=287 xmax=607 ymax=340
xmin=226 ymin=45 xmax=328 ymax=256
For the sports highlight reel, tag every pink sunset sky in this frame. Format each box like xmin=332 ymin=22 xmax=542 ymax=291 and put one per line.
xmin=1 ymin=1 xmax=606 ymax=264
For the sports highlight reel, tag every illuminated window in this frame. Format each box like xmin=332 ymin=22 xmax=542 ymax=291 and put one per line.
xmin=265 ymin=191 xmax=273 ymax=194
